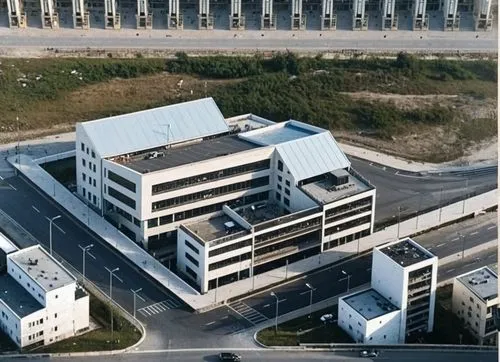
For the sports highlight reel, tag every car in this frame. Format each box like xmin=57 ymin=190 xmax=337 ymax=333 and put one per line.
xmin=320 ymin=314 xmax=335 ymax=324
xmin=219 ymin=352 xmax=242 ymax=361
xmin=359 ymin=349 xmax=379 ymax=358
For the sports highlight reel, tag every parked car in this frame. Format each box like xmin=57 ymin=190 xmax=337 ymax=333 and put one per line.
xmin=219 ymin=352 xmax=242 ymax=361
xmin=359 ymin=349 xmax=379 ymax=358
xmin=320 ymin=314 xmax=335 ymax=324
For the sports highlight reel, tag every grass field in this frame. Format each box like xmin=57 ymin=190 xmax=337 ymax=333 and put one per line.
xmin=0 ymin=54 xmax=496 ymax=162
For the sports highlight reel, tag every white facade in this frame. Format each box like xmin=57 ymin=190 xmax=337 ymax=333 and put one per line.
xmin=452 ymin=267 xmax=498 ymax=345
xmin=0 ymin=245 xmax=89 ymax=348
xmin=76 ymin=98 xmax=376 ymax=294
xmin=338 ymin=289 xmax=401 ymax=344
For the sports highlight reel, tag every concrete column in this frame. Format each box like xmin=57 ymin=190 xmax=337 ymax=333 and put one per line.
xmin=412 ymin=0 xmax=428 ymax=30
xmin=40 ymin=0 xmax=59 ymax=28
xmin=382 ymin=0 xmax=397 ymax=29
xmin=72 ymin=0 xmax=90 ymax=28
xmin=137 ymin=0 xmax=152 ymax=28
xmin=352 ymin=0 xmax=368 ymax=30
xmin=198 ymin=0 xmax=213 ymax=29
xmin=291 ymin=0 xmax=305 ymax=30
xmin=6 ymin=0 xmax=27 ymax=27
xmin=229 ymin=0 xmax=245 ymax=29
xmin=443 ymin=0 xmax=459 ymax=30
xmin=104 ymin=0 xmax=121 ymax=29
xmin=321 ymin=0 xmax=336 ymax=29
xmin=261 ymin=0 xmax=276 ymax=29
xmin=168 ymin=0 xmax=183 ymax=28
xmin=474 ymin=0 xmax=492 ymax=30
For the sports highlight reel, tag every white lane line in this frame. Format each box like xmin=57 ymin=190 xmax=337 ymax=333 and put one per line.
xmin=446 ymin=268 xmax=456 ymax=273
xmin=470 ymin=231 xmax=479 ymax=236
xmin=299 ymin=291 xmax=309 ymax=295
xmin=139 ymin=310 xmax=149 ymax=317
xmin=221 ymin=316 xmax=229 ymax=320
xmin=488 ymin=254 xmax=496 ymax=259
xmin=263 ymin=304 xmax=270 ymax=308
xmin=32 ymin=205 xmax=40 ymax=213
xmin=87 ymin=251 xmax=97 ymax=260
xmin=8 ymin=183 xmax=16 ymax=191
xmin=451 ymin=238 xmax=459 ymax=242
xmin=487 ymin=226 xmax=496 ymax=230
xmin=114 ymin=274 xmax=124 ymax=283
xmin=0 ymin=175 xmax=3 ymax=180
xmin=205 ymin=321 xmax=216 ymax=326
xmin=436 ymin=243 xmax=446 ymax=248
xmin=281 ymin=298 xmax=287 ymax=303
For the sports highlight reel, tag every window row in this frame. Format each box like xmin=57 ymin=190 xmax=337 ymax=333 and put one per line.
xmin=324 ymin=215 xmax=371 ymax=236
xmin=108 ymin=186 xmax=136 ymax=209
xmin=148 ymin=214 xmax=173 ymax=228
xmin=82 ymin=173 xmax=97 ymax=187
xmin=152 ymin=159 xmax=271 ymax=195
xmin=28 ymin=318 xmax=44 ymax=328
xmin=185 ymin=240 xmax=200 ymax=255
xmin=81 ymin=158 xmax=96 ymax=173
xmin=209 ymin=239 xmax=252 ymax=258
xmin=325 ymin=197 xmax=372 ymax=219
xmin=152 ymin=176 xmax=269 ymax=212
xmin=185 ymin=252 xmax=199 ymax=267
xmin=82 ymin=187 xmax=97 ymax=206
xmin=108 ymin=170 xmax=136 ymax=193
xmin=255 ymin=217 xmax=321 ymax=245
xmin=209 ymin=252 xmax=251 ymax=271
xmin=81 ymin=142 xmax=96 ymax=158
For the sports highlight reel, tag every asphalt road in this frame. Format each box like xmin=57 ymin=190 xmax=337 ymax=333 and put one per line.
xmin=0 ymin=29 xmax=497 ymax=53
xmin=0 ymin=349 xmax=496 ymax=362
xmin=349 ymin=157 xmax=497 ymax=223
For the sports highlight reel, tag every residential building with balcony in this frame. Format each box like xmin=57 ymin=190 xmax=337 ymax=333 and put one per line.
xmin=452 ymin=266 xmax=498 ymax=345
xmin=75 ymin=98 xmax=376 ymax=293
xmin=0 ymin=245 xmax=89 ymax=348
xmin=339 ymin=238 xmax=438 ymax=344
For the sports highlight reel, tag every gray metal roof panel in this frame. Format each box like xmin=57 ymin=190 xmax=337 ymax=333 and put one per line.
xmin=276 ymin=132 xmax=351 ymax=181
xmin=80 ymin=98 xmax=230 ymax=158
xmin=0 ymin=274 xmax=44 ymax=318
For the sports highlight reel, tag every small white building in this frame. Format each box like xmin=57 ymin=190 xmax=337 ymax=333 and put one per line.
xmin=0 ymin=245 xmax=89 ymax=348
xmin=339 ymin=238 xmax=438 ymax=344
xmin=452 ymin=266 xmax=498 ymax=345
xmin=338 ymin=288 xmax=401 ymax=344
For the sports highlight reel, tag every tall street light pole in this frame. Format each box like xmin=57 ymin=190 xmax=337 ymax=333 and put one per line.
xmin=462 ymin=179 xmax=469 ymax=214
xmin=306 ymin=283 xmax=315 ymax=319
xmin=78 ymin=243 xmax=95 ymax=284
xmin=341 ymin=270 xmax=351 ymax=293
xmin=48 ymin=215 xmax=62 ymax=255
xmin=105 ymin=267 xmax=121 ymax=338
xmin=131 ymin=288 xmax=145 ymax=320
xmin=270 ymin=291 xmax=279 ymax=334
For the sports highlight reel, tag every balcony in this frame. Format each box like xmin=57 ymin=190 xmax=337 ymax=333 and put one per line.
xmin=408 ymin=273 xmax=432 ymax=285
xmin=253 ymin=207 xmax=321 ymax=232
xmin=325 ymin=205 xmax=372 ymax=224
xmin=408 ymin=284 xmax=431 ymax=296
xmin=408 ymin=292 xmax=431 ymax=303
xmin=254 ymin=239 xmax=320 ymax=265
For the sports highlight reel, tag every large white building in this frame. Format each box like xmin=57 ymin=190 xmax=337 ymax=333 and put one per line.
xmin=339 ymin=238 xmax=438 ymax=344
xmin=452 ymin=266 xmax=498 ymax=345
xmin=0 ymin=245 xmax=89 ymax=348
xmin=76 ymin=98 xmax=376 ymax=293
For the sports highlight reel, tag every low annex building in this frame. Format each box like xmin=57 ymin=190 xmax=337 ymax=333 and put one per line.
xmin=338 ymin=238 xmax=438 ymax=344
xmin=0 ymin=245 xmax=89 ymax=348
xmin=76 ymin=98 xmax=376 ymax=293
xmin=452 ymin=266 xmax=498 ymax=345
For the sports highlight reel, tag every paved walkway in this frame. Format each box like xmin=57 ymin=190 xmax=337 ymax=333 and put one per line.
xmin=7 ymin=153 xmax=497 ymax=312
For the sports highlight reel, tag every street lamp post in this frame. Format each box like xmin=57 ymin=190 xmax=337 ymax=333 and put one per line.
xmin=48 ymin=215 xmax=62 ymax=255
xmin=305 ymin=283 xmax=315 ymax=319
xmin=462 ymin=179 xmax=469 ymax=214
xmin=270 ymin=291 xmax=279 ymax=334
xmin=78 ymin=243 xmax=94 ymax=283
xmin=341 ymin=270 xmax=351 ymax=293
xmin=458 ymin=232 xmax=466 ymax=259
xmin=397 ymin=206 xmax=402 ymax=239
xmin=105 ymin=267 xmax=120 ymax=338
xmin=131 ymin=288 xmax=145 ymax=320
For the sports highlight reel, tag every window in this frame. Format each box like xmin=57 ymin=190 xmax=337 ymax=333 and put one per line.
xmin=477 ymin=303 xmax=480 ymax=309
xmin=186 ymin=266 xmax=197 ymax=279
xmin=86 ymin=147 xmax=89 ymax=155
xmin=91 ymin=150 xmax=95 ymax=158
xmin=285 ymin=180 xmax=291 ymax=187
xmin=185 ymin=252 xmax=199 ymax=267
xmin=277 ymin=160 xmax=283 ymax=172
xmin=39 ymin=331 xmax=44 ymax=336
xmin=284 ymin=197 xmax=290 ymax=207
xmin=384 ymin=335 xmax=386 ymax=339
xmin=28 ymin=335 xmax=31 ymax=341
xmin=160 ymin=215 xmax=173 ymax=225
xmin=108 ymin=170 xmax=136 ymax=192
xmin=39 ymin=318 xmax=43 ymax=324
xmin=54 ymin=313 xmax=58 ymax=318
xmin=55 ymin=326 xmax=58 ymax=331
xmin=89 ymin=176 xmax=92 ymax=185
xmin=93 ymin=179 xmax=96 ymax=187
xmin=277 ymin=184 xmax=282 ymax=190
xmin=278 ymin=175 xmax=282 ymax=182
xmin=275 ymin=192 xmax=281 ymax=201
xmin=148 ymin=218 xmax=158 ymax=228
xmin=81 ymin=143 xmax=85 ymax=151
xmin=83 ymin=188 xmax=86 ymax=197
xmin=82 ymin=159 xmax=86 ymax=167
xmin=93 ymin=164 xmax=96 ymax=173
xmin=93 ymin=195 xmax=96 ymax=204
xmin=470 ymin=297 xmax=474 ymax=302
xmin=27 ymin=282 xmax=30 ymax=288
xmin=28 ymin=322 xmax=31 ymax=328
xmin=185 ymin=240 xmax=199 ymax=255
xmin=285 ymin=188 xmax=290 ymax=196
xmin=108 ymin=186 xmax=136 ymax=209
xmin=88 ymin=192 xmax=92 ymax=201
xmin=82 ymin=173 xmax=86 ymax=182
xmin=89 ymin=161 xmax=92 ymax=170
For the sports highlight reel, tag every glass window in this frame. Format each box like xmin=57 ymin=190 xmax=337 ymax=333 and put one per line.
xmin=82 ymin=173 xmax=86 ymax=181
xmin=185 ymin=240 xmax=200 ymax=255
xmin=276 ymin=192 xmax=281 ymax=201
xmin=285 ymin=188 xmax=290 ymax=196
xmin=91 ymin=150 xmax=96 ymax=158
xmin=82 ymin=159 xmax=86 ymax=167
xmin=93 ymin=179 xmax=96 ymax=187
xmin=148 ymin=218 xmax=158 ymax=228
xmin=81 ymin=143 xmax=85 ymax=151
xmin=277 ymin=160 xmax=283 ymax=172
xmin=93 ymin=195 xmax=96 ymax=204
xmin=185 ymin=252 xmax=199 ymax=267
xmin=93 ymin=164 xmax=96 ymax=173
xmin=278 ymin=175 xmax=282 ymax=182
xmin=277 ymin=184 xmax=282 ymax=190
xmin=284 ymin=197 xmax=290 ymax=207
xmin=285 ymin=180 xmax=291 ymax=187
xmin=83 ymin=188 xmax=86 ymax=197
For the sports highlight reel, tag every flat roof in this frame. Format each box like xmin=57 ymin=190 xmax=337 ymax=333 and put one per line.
xmin=342 ymin=288 xmax=399 ymax=321
xmin=8 ymin=246 xmax=76 ymax=292
xmin=457 ymin=267 xmax=498 ymax=302
xmin=0 ymin=274 xmax=44 ymax=318
xmin=236 ymin=202 xmax=286 ymax=225
xmin=0 ymin=232 xmax=18 ymax=254
xmin=122 ymin=135 xmax=260 ymax=174
xmin=300 ymin=172 xmax=370 ymax=205
xmin=379 ymin=238 xmax=433 ymax=267
xmin=185 ymin=215 xmax=247 ymax=243
xmin=242 ymin=123 xmax=316 ymax=146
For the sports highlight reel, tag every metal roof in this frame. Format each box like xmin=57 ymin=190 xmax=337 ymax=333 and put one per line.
xmin=0 ymin=232 xmax=18 ymax=254
xmin=276 ymin=132 xmax=351 ymax=181
xmin=0 ymin=274 xmax=44 ymax=318
xmin=79 ymin=98 xmax=230 ymax=158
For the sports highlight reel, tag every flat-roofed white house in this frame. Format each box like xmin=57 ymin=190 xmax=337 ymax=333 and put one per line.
xmin=76 ymin=97 xmax=376 ymax=293
xmin=0 ymin=245 xmax=89 ymax=348
xmin=452 ymin=266 xmax=498 ymax=345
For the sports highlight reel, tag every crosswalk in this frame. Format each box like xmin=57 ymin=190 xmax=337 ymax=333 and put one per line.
xmin=137 ymin=299 xmax=181 ymax=317
xmin=228 ymin=301 xmax=268 ymax=325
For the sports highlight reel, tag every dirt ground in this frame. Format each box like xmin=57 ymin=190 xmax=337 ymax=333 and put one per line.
xmin=1 ymin=75 xmax=497 ymax=165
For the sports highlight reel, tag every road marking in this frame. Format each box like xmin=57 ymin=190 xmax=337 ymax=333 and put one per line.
xmin=436 ymin=243 xmax=446 ymax=248
xmin=300 ymin=290 xmax=309 ymax=295
xmin=488 ymin=254 xmax=496 ymax=259
xmin=8 ymin=183 xmax=16 ymax=191
xmin=228 ymin=301 xmax=268 ymax=325
xmin=205 ymin=321 xmax=216 ymax=326
xmin=32 ymin=205 xmax=40 ymax=213
xmin=221 ymin=316 xmax=229 ymax=320
xmin=465 ymin=262 xmax=475 ymax=267
xmin=263 ymin=304 xmax=270 ymax=308
xmin=137 ymin=299 xmax=180 ymax=317
xmin=446 ymin=268 xmax=455 ymax=273
xmin=487 ymin=226 xmax=496 ymax=230
xmin=451 ymin=237 xmax=459 ymax=241
xmin=470 ymin=231 xmax=479 ymax=236
xmin=281 ymin=298 xmax=287 ymax=303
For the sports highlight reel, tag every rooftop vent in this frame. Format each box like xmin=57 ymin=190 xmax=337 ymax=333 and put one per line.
xmin=49 ymin=284 xmax=53 ymax=288
xmin=28 ymin=258 xmax=38 ymax=266
xmin=53 ymin=277 xmax=58 ymax=280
